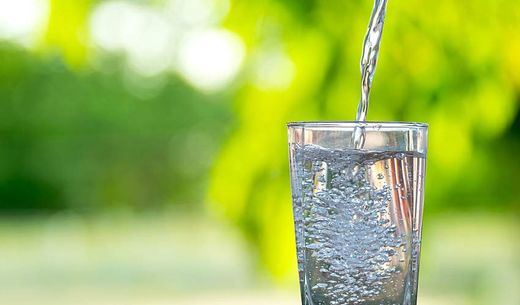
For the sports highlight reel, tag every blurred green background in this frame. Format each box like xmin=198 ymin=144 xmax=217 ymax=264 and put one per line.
xmin=0 ymin=0 xmax=519 ymax=304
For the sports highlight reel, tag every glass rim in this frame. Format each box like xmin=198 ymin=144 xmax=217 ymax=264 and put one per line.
xmin=287 ymin=121 xmax=428 ymax=129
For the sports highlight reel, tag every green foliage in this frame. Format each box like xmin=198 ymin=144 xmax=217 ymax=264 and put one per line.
xmin=0 ymin=43 xmax=233 ymax=211
xmin=209 ymin=0 xmax=520 ymax=279
xmin=42 ymin=0 xmax=93 ymax=67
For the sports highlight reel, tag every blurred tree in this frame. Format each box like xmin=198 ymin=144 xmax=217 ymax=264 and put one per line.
xmin=0 ymin=43 xmax=233 ymax=212
xmin=42 ymin=0 xmax=93 ymax=67
xmin=208 ymin=0 xmax=520 ymax=280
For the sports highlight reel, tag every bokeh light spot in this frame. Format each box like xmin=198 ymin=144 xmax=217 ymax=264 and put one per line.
xmin=253 ymin=49 xmax=295 ymax=90
xmin=177 ymin=29 xmax=245 ymax=92
xmin=0 ymin=0 xmax=49 ymax=45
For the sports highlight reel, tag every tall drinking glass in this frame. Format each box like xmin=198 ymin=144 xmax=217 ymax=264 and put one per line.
xmin=288 ymin=122 xmax=428 ymax=305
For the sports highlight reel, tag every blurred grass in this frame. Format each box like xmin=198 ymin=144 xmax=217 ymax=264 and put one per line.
xmin=0 ymin=213 xmax=517 ymax=304
xmin=0 ymin=212 xmax=254 ymax=291
xmin=0 ymin=211 xmax=300 ymax=304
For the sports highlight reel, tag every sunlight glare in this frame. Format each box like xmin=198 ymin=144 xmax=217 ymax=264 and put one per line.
xmin=0 ymin=0 xmax=48 ymax=45
xmin=177 ymin=29 xmax=245 ymax=92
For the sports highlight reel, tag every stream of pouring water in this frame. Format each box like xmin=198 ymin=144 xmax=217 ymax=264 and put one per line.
xmin=352 ymin=0 xmax=389 ymax=149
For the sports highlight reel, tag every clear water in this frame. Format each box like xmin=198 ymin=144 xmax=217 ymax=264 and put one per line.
xmin=356 ymin=0 xmax=389 ymax=122
xmin=290 ymin=144 xmax=426 ymax=305
xmin=352 ymin=0 xmax=389 ymax=149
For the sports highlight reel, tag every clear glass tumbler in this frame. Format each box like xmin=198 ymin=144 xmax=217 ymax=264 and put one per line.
xmin=288 ymin=122 xmax=428 ymax=305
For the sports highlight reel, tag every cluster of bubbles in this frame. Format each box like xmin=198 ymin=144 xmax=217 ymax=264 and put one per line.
xmin=293 ymin=144 xmax=417 ymax=305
